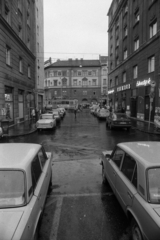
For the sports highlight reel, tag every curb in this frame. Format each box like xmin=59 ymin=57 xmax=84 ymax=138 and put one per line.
xmin=3 ymin=128 xmax=37 ymax=138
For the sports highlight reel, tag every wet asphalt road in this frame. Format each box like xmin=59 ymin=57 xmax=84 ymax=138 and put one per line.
xmin=3 ymin=110 xmax=160 ymax=240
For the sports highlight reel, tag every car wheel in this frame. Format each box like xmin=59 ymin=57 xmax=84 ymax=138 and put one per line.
xmin=131 ymin=219 xmax=143 ymax=240
xmin=102 ymin=165 xmax=107 ymax=184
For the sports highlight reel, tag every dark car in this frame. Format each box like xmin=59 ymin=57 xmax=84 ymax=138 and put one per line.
xmin=106 ymin=112 xmax=131 ymax=130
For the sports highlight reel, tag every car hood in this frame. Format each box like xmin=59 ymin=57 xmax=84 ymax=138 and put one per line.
xmin=0 ymin=210 xmax=24 ymax=240
xmin=38 ymin=119 xmax=55 ymax=123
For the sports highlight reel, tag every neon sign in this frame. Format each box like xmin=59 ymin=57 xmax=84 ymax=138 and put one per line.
xmin=136 ymin=78 xmax=151 ymax=87
xmin=108 ymin=89 xmax=114 ymax=94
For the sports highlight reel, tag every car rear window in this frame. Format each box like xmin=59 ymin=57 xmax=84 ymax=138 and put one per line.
xmin=0 ymin=170 xmax=25 ymax=208
xmin=148 ymin=168 xmax=160 ymax=204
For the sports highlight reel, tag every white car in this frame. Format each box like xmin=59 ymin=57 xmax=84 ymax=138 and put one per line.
xmin=0 ymin=143 xmax=52 ymax=240
xmin=36 ymin=113 xmax=56 ymax=130
xmin=101 ymin=142 xmax=160 ymax=240
xmin=97 ymin=108 xmax=110 ymax=119
xmin=47 ymin=110 xmax=61 ymax=122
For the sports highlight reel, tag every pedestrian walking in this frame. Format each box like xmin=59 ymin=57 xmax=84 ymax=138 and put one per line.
xmin=74 ymin=105 xmax=77 ymax=118
xmin=31 ymin=108 xmax=35 ymax=120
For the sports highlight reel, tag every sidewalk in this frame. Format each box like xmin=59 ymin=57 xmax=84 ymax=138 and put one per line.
xmin=1 ymin=117 xmax=160 ymax=138
xmin=4 ymin=120 xmax=37 ymax=138
xmin=130 ymin=117 xmax=160 ymax=135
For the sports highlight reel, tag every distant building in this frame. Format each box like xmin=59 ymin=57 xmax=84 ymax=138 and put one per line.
xmin=108 ymin=0 xmax=160 ymax=120
xmin=0 ymin=0 xmax=44 ymax=123
xmin=44 ymin=57 xmax=108 ymax=105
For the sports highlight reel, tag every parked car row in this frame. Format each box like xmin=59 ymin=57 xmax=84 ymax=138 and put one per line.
xmin=90 ymin=105 xmax=110 ymax=120
xmin=36 ymin=107 xmax=66 ymax=131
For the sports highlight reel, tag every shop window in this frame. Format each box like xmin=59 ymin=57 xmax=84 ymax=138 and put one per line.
xmin=54 ymin=80 xmax=58 ymax=86
xmin=19 ymin=57 xmax=23 ymax=73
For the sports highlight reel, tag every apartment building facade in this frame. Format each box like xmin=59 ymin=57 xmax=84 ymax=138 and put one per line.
xmin=44 ymin=57 xmax=108 ymax=105
xmin=35 ymin=0 xmax=45 ymax=112
xmin=108 ymin=0 xmax=160 ymax=121
xmin=0 ymin=0 xmax=42 ymax=124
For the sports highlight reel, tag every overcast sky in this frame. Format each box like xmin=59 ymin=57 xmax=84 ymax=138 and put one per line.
xmin=43 ymin=0 xmax=112 ymax=62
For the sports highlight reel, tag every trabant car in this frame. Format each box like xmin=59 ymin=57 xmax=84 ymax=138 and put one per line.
xmin=47 ymin=110 xmax=61 ymax=122
xmin=106 ymin=112 xmax=131 ymax=130
xmin=101 ymin=141 xmax=160 ymax=240
xmin=36 ymin=113 xmax=56 ymax=130
xmin=0 ymin=143 xmax=52 ymax=240
xmin=97 ymin=108 xmax=110 ymax=119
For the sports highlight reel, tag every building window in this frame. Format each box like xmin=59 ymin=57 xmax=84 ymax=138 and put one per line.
xmin=92 ymin=79 xmax=97 ymax=86
xmin=54 ymin=71 xmax=57 ymax=77
xmin=133 ymin=65 xmax=138 ymax=79
xmin=148 ymin=56 xmax=155 ymax=73
xmin=110 ymin=62 xmax=113 ymax=70
xmin=28 ymin=65 xmax=31 ymax=78
xmin=150 ymin=20 xmax=157 ymax=38
xmin=73 ymin=79 xmax=77 ymax=86
xmin=116 ymin=57 xmax=119 ymax=66
xmin=82 ymin=79 xmax=88 ymax=86
xmin=62 ymin=90 xmax=67 ymax=96
xmin=5 ymin=4 xmax=10 ymax=24
xmin=37 ymin=42 xmax=39 ymax=52
xmin=54 ymin=80 xmax=58 ymax=86
xmin=134 ymin=38 xmax=139 ymax=51
xmin=27 ymin=38 xmax=30 ymax=49
xmin=116 ymin=38 xmax=119 ymax=47
xmin=83 ymin=91 xmax=87 ymax=95
xmin=124 ymin=26 xmax=128 ymax=37
xmin=92 ymin=71 xmax=96 ymax=76
xmin=110 ymin=45 xmax=113 ymax=55
xmin=5 ymin=86 xmax=13 ymax=120
xmin=58 ymin=72 xmax=61 ymax=76
xmin=134 ymin=11 xmax=140 ymax=24
xmin=62 ymin=79 xmax=67 ymax=86
xmin=73 ymin=71 xmax=77 ymax=77
xmin=88 ymin=71 xmax=92 ymax=76
xmin=78 ymin=71 xmax=82 ymax=76
xmin=82 ymin=71 xmax=87 ymax=77
xmin=115 ymin=76 xmax=118 ymax=86
xmin=62 ymin=71 xmax=67 ymax=77
xmin=37 ymin=25 xmax=39 ymax=35
xmin=103 ymin=79 xmax=106 ymax=85
xmin=110 ymin=79 xmax=113 ymax=88
xmin=18 ymin=0 xmax=22 ymax=12
xmin=19 ymin=57 xmax=23 ymax=73
xmin=6 ymin=46 xmax=11 ymax=66
xmin=124 ymin=49 xmax=128 ymax=60
xmin=122 ymin=72 xmax=126 ymax=83
xmin=37 ymin=8 xmax=38 ymax=18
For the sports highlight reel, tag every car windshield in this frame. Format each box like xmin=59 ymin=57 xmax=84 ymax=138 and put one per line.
xmin=0 ymin=170 xmax=25 ymax=208
xmin=148 ymin=168 xmax=160 ymax=204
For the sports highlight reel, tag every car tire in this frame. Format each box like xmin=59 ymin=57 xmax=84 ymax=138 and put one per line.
xmin=131 ymin=219 xmax=143 ymax=240
xmin=102 ymin=165 xmax=107 ymax=184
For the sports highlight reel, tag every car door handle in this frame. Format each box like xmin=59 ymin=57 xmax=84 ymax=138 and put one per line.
xmin=127 ymin=191 xmax=133 ymax=199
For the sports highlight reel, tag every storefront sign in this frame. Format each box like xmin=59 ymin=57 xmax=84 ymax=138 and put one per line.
xmin=136 ymin=78 xmax=151 ymax=87
xmin=108 ymin=89 xmax=114 ymax=94
xmin=117 ymin=84 xmax=130 ymax=92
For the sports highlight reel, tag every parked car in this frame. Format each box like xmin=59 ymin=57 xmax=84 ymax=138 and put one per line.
xmin=36 ymin=113 xmax=56 ymax=131
xmin=100 ymin=141 xmax=160 ymax=240
xmin=97 ymin=108 xmax=110 ymax=119
xmin=106 ymin=112 xmax=131 ymax=130
xmin=47 ymin=109 xmax=61 ymax=122
xmin=0 ymin=143 xmax=52 ymax=240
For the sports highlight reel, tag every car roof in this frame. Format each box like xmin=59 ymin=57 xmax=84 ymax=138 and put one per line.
xmin=118 ymin=142 xmax=160 ymax=167
xmin=0 ymin=143 xmax=41 ymax=169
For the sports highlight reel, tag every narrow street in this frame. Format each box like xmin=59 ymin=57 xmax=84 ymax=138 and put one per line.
xmin=3 ymin=110 xmax=160 ymax=240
